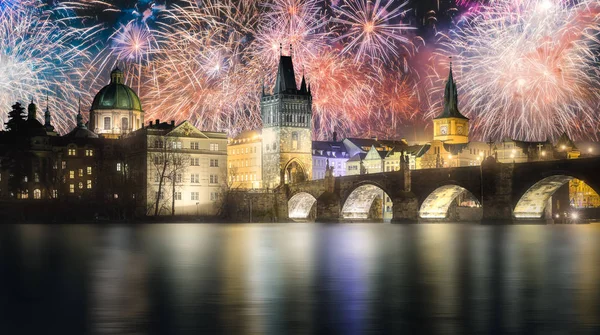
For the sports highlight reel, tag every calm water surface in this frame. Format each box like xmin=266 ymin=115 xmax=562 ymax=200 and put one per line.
xmin=1 ymin=223 xmax=600 ymax=334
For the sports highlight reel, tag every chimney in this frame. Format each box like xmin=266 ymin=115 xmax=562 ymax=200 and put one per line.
xmin=171 ymin=120 xmax=175 ymax=126
xmin=149 ymin=121 xmax=153 ymax=126
xmin=155 ymin=119 xmax=160 ymax=125
xmin=371 ymin=136 xmax=378 ymax=141
xmin=333 ymin=131 xmax=338 ymax=142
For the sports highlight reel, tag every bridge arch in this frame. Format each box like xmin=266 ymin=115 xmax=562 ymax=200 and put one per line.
xmin=341 ymin=183 xmax=392 ymax=220
xmin=419 ymin=184 xmax=482 ymax=220
xmin=513 ymin=174 xmax=600 ymax=219
xmin=283 ymin=158 xmax=308 ymax=184
xmin=288 ymin=192 xmax=317 ymax=220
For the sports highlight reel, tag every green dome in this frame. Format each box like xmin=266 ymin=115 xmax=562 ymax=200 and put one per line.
xmin=91 ymin=68 xmax=143 ymax=112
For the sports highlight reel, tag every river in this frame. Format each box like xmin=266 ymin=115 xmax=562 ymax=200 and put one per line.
xmin=1 ymin=222 xmax=600 ymax=334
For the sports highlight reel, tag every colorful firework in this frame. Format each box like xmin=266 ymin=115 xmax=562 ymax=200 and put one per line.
xmin=0 ymin=0 xmax=92 ymax=134
xmin=332 ymin=0 xmax=415 ymax=63
xmin=427 ymin=0 xmax=600 ymax=141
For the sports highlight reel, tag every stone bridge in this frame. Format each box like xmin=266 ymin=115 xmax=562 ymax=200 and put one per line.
xmin=282 ymin=156 xmax=600 ymax=222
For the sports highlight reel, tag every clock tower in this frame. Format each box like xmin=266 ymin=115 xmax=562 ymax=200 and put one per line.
xmin=432 ymin=62 xmax=469 ymax=144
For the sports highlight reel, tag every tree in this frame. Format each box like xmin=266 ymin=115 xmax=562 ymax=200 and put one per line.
xmin=149 ymin=140 xmax=171 ymax=216
xmin=5 ymin=102 xmax=26 ymax=132
xmin=167 ymin=147 xmax=189 ymax=216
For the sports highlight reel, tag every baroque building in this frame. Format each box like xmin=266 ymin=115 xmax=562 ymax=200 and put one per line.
xmin=0 ymin=68 xmax=227 ymax=219
xmin=260 ymin=50 xmax=313 ymax=188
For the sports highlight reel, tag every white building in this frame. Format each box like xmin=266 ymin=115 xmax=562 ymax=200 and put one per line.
xmin=124 ymin=120 xmax=228 ymax=216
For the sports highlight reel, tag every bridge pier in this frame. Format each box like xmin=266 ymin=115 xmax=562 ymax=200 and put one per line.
xmin=315 ymin=192 xmax=341 ymax=222
xmin=391 ymin=192 xmax=419 ymax=223
xmin=481 ymin=157 xmax=514 ymax=223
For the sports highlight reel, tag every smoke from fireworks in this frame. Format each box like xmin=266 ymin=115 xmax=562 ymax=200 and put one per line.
xmin=426 ymin=0 xmax=600 ymax=141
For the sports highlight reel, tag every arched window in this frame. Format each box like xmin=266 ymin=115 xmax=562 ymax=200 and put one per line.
xmin=103 ymin=117 xmax=111 ymax=130
xmin=121 ymin=117 xmax=129 ymax=131
xmin=33 ymin=189 xmax=41 ymax=199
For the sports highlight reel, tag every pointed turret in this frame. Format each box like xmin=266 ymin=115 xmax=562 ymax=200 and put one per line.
xmin=300 ymin=74 xmax=307 ymax=93
xmin=44 ymin=95 xmax=55 ymax=132
xmin=435 ymin=62 xmax=468 ymax=120
xmin=76 ymin=98 xmax=85 ymax=128
xmin=273 ymin=54 xmax=298 ymax=93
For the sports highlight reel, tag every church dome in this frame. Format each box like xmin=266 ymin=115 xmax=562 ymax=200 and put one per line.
xmin=91 ymin=68 xmax=142 ymax=112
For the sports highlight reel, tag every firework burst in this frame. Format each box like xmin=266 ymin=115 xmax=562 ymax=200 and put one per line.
xmin=427 ymin=0 xmax=600 ymax=141
xmin=332 ymin=0 xmax=415 ymax=63
xmin=0 ymin=0 xmax=92 ymax=134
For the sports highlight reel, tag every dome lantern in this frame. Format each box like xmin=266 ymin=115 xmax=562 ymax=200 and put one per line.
xmin=110 ymin=67 xmax=124 ymax=85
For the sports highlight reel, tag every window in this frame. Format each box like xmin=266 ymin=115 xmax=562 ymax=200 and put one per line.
xmin=191 ymin=142 xmax=199 ymax=150
xmin=62 ymin=161 xmax=66 ymax=169
xmin=176 ymin=173 xmax=182 ymax=183
xmin=69 ymin=170 xmax=75 ymax=179
xmin=116 ymin=163 xmax=122 ymax=172
xmin=78 ymin=182 xmax=83 ymax=189
xmin=34 ymin=173 xmax=39 ymax=182
xmin=210 ymin=192 xmax=219 ymax=201
xmin=33 ymin=189 xmax=41 ymax=199
xmin=87 ymin=180 xmax=92 ymax=189
xmin=68 ymin=148 xmax=76 ymax=156
xmin=121 ymin=117 xmax=129 ymax=131
xmin=69 ymin=184 xmax=75 ymax=193
xmin=210 ymin=143 xmax=219 ymax=151
xmin=85 ymin=149 xmax=94 ymax=157
xmin=154 ymin=173 xmax=160 ymax=182
xmin=191 ymin=192 xmax=199 ymax=201
xmin=174 ymin=192 xmax=182 ymax=200
xmin=154 ymin=140 xmax=163 ymax=148
xmin=191 ymin=174 xmax=199 ymax=183
xmin=52 ymin=190 xmax=58 ymax=198
xmin=171 ymin=141 xmax=182 ymax=149
xmin=191 ymin=157 xmax=200 ymax=166
xmin=87 ymin=167 xmax=92 ymax=175
xmin=154 ymin=191 xmax=162 ymax=200
xmin=78 ymin=169 xmax=83 ymax=177
xmin=103 ymin=117 xmax=111 ymax=130
xmin=209 ymin=175 xmax=218 ymax=184
xmin=292 ymin=132 xmax=298 ymax=150
xmin=210 ymin=159 xmax=219 ymax=167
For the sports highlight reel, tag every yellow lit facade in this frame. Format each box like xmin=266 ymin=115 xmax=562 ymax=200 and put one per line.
xmin=569 ymin=179 xmax=600 ymax=208
xmin=433 ymin=117 xmax=469 ymax=144
xmin=227 ymin=130 xmax=263 ymax=189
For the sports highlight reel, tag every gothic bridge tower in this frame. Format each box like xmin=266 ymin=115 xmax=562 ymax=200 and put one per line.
xmin=261 ymin=48 xmax=313 ymax=188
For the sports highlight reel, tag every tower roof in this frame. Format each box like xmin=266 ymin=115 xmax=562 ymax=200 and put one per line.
xmin=274 ymin=55 xmax=298 ymax=93
xmin=435 ymin=63 xmax=468 ymax=120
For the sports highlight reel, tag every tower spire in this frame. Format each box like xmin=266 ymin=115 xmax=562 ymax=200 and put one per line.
xmin=300 ymin=67 xmax=307 ymax=94
xmin=44 ymin=94 xmax=54 ymax=131
xmin=76 ymin=97 xmax=84 ymax=128
xmin=435 ymin=57 xmax=468 ymax=120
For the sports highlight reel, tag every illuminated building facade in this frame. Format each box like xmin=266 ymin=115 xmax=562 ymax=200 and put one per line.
xmin=260 ymin=50 xmax=313 ymax=188
xmin=227 ymin=130 xmax=262 ymax=189
xmin=123 ymin=120 xmax=228 ymax=216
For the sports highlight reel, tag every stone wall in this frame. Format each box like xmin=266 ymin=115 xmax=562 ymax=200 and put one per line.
xmin=224 ymin=190 xmax=288 ymax=222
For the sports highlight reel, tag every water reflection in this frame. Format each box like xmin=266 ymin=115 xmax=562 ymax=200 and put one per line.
xmin=0 ymin=223 xmax=599 ymax=334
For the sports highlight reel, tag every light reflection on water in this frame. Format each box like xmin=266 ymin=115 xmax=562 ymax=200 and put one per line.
xmin=1 ymin=223 xmax=600 ymax=334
